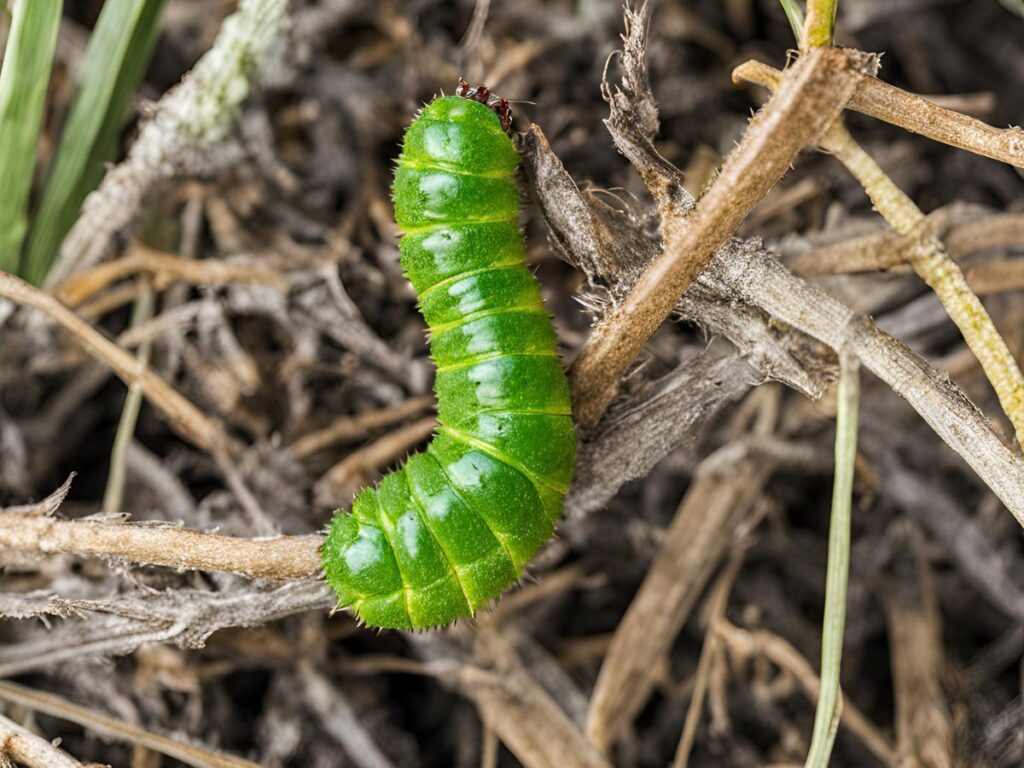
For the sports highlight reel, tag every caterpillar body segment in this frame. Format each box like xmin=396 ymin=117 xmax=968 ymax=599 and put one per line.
xmin=322 ymin=92 xmax=576 ymax=630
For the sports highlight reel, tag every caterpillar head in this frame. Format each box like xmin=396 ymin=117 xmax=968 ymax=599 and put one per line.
xmin=456 ymin=78 xmax=512 ymax=134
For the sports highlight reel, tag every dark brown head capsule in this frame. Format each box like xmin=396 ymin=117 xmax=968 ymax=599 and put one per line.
xmin=456 ymin=77 xmax=512 ymax=134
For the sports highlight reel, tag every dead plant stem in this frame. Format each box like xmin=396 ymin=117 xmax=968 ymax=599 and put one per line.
xmin=0 ymin=680 xmax=261 ymax=768
xmin=571 ymin=47 xmax=866 ymax=428
xmin=734 ymin=61 xmax=1024 ymax=447
xmin=735 ymin=57 xmax=1024 ymax=169
xmin=823 ymin=122 xmax=1024 ymax=447
xmin=802 ymin=0 xmax=838 ymax=48
xmin=0 ymin=513 xmax=323 ymax=581
xmin=0 ymin=270 xmax=235 ymax=455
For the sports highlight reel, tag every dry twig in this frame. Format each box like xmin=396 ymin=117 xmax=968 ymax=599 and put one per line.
xmin=702 ymin=244 xmax=1024 ymax=523
xmin=793 ymin=208 xmax=1024 ymax=276
xmin=570 ymin=32 xmax=871 ymax=427
xmin=297 ymin=665 xmax=398 ymax=768
xmin=0 ymin=713 xmax=84 ymax=768
xmin=314 ymin=416 xmax=437 ymax=507
xmin=0 ymin=680 xmax=261 ymax=768
xmin=735 ymin=59 xmax=1024 ymax=447
xmin=716 ymin=621 xmax=898 ymax=766
xmin=884 ymin=532 xmax=954 ymax=768
xmin=671 ymin=553 xmax=744 ymax=768
xmin=290 ymin=395 xmax=435 ymax=460
xmin=422 ymin=629 xmax=611 ymax=768
xmin=0 ymin=513 xmax=322 ymax=581
xmin=845 ymin=69 xmax=1024 ymax=169
xmin=0 ymin=271 xmax=232 ymax=454
xmin=54 ymin=244 xmax=289 ymax=308
xmin=585 ymin=441 xmax=772 ymax=751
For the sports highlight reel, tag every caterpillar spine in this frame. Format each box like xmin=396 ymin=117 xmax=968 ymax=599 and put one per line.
xmin=322 ymin=86 xmax=576 ymax=630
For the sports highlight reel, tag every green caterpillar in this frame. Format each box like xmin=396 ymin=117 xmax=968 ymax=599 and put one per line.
xmin=322 ymin=82 xmax=576 ymax=630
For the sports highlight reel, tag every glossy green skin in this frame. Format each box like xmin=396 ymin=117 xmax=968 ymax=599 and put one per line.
xmin=322 ymin=96 xmax=576 ymax=630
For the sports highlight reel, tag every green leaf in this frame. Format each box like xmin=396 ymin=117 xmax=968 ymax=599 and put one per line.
xmin=21 ymin=0 xmax=164 ymax=285
xmin=0 ymin=0 xmax=60 ymax=274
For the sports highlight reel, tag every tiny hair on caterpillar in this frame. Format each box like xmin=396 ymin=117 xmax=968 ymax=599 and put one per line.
xmin=321 ymin=80 xmax=576 ymax=630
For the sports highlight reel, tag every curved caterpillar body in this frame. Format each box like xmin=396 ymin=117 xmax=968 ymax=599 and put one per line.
xmin=322 ymin=85 xmax=576 ymax=630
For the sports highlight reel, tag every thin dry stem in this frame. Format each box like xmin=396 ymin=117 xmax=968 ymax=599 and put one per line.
xmin=0 ymin=713 xmax=84 ymax=768
xmin=570 ymin=47 xmax=869 ymax=428
xmin=54 ymin=244 xmax=289 ymax=308
xmin=671 ymin=553 xmax=743 ymax=768
xmin=0 ymin=513 xmax=323 ymax=581
xmin=967 ymin=260 xmax=1024 ymax=296
xmin=297 ymin=664 xmax=398 ymax=768
xmin=452 ymin=629 xmax=611 ymax=768
xmin=945 ymin=213 xmax=1024 ymax=260
xmin=0 ymin=680 xmax=261 ymax=768
xmin=705 ymin=243 xmax=1024 ymax=523
xmin=315 ymin=416 xmax=437 ymax=506
xmin=716 ymin=621 xmax=898 ymax=766
xmin=792 ymin=208 xmax=1024 ymax=276
xmin=849 ymin=72 xmax=1024 ymax=169
xmin=885 ymin=536 xmax=954 ymax=768
xmin=735 ymin=57 xmax=1024 ymax=168
xmin=290 ymin=395 xmax=435 ymax=460
xmin=822 ymin=123 xmax=1024 ymax=446
xmin=77 ymin=278 xmax=149 ymax=319
xmin=734 ymin=60 xmax=1024 ymax=447
xmin=0 ymin=271 xmax=234 ymax=454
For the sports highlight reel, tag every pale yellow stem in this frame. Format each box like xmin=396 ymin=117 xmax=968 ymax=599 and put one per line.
xmin=732 ymin=59 xmax=1024 ymax=449
xmin=802 ymin=0 xmax=838 ymax=49
xmin=821 ymin=122 xmax=1024 ymax=448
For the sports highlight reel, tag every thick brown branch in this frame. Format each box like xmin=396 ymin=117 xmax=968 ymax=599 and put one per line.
xmin=703 ymin=243 xmax=1024 ymax=523
xmin=571 ymin=46 xmax=870 ymax=428
xmin=0 ymin=514 xmax=323 ymax=581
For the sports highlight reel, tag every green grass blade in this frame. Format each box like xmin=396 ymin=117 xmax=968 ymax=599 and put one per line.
xmin=805 ymin=348 xmax=860 ymax=768
xmin=0 ymin=0 xmax=60 ymax=274
xmin=22 ymin=0 xmax=164 ymax=285
xmin=779 ymin=0 xmax=806 ymax=42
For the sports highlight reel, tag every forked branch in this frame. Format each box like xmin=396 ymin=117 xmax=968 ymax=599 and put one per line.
xmin=735 ymin=60 xmax=1024 ymax=448
xmin=736 ymin=58 xmax=1024 ymax=169
xmin=571 ymin=46 xmax=873 ymax=427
